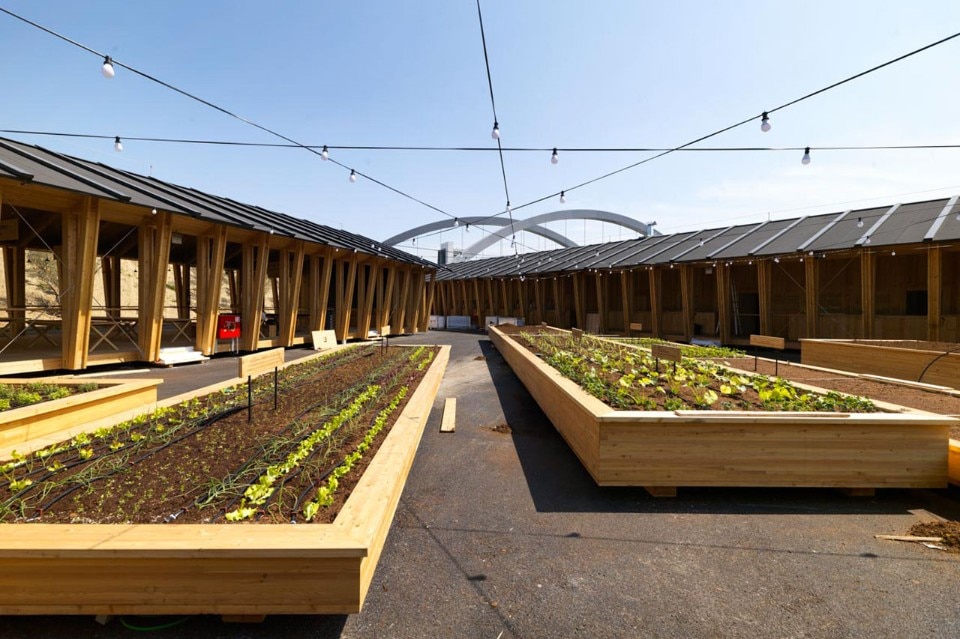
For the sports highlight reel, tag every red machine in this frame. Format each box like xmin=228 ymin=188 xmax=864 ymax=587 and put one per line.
xmin=217 ymin=314 xmax=241 ymax=340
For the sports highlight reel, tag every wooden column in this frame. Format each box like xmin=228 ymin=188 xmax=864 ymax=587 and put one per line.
xmin=314 ymin=250 xmax=335 ymax=331
xmin=715 ymin=265 xmax=730 ymax=343
xmin=172 ymin=263 xmax=191 ymax=320
xmin=648 ymin=268 xmax=662 ymax=338
xmin=620 ymin=271 xmax=632 ymax=334
xmin=195 ymin=226 xmax=227 ymax=356
xmin=860 ymin=251 xmax=874 ymax=338
xmin=421 ymin=270 xmax=437 ymax=332
xmin=570 ymin=273 xmax=584 ymax=329
xmin=552 ymin=277 xmax=562 ymax=327
xmin=278 ymin=241 xmax=305 ymax=346
xmin=3 ymin=246 xmax=25 ymax=335
xmin=408 ymin=269 xmax=426 ymax=333
xmin=595 ymin=272 xmax=605 ymax=333
xmin=238 ymin=236 xmax=271 ymax=351
xmin=394 ymin=268 xmax=411 ymax=333
xmin=928 ymin=246 xmax=942 ymax=342
xmin=804 ymin=257 xmax=819 ymax=339
xmin=135 ymin=210 xmax=172 ymax=364
xmin=758 ymin=260 xmax=772 ymax=336
xmin=227 ymin=269 xmax=240 ymax=312
xmin=380 ymin=264 xmax=397 ymax=331
xmin=358 ymin=261 xmax=379 ymax=338
xmin=533 ymin=278 xmax=543 ymax=324
xmin=680 ymin=265 xmax=694 ymax=341
xmin=335 ymin=254 xmax=358 ymax=342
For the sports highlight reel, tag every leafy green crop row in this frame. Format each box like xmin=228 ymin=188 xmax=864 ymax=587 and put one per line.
xmin=611 ymin=337 xmax=746 ymax=358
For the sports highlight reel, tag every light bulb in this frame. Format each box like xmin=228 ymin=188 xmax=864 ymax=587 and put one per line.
xmin=698 ymin=239 xmax=704 ymax=247
xmin=801 ymin=147 xmax=811 ymax=165
xmin=465 ymin=223 xmax=470 ymax=232
xmin=955 ymin=212 xmax=960 ymax=222
xmin=349 ymin=169 xmax=357 ymax=182
xmin=491 ymin=121 xmax=500 ymax=140
xmin=321 ymin=145 xmax=329 ymax=161
xmin=551 ymin=148 xmax=559 ymax=165
xmin=454 ymin=218 xmax=459 ymax=227
xmin=760 ymin=111 xmax=770 ymax=133
xmin=559 ymin=190 xmax=566 ymax=204
xmin=774 ymin=257 xmax=780 ymax=263
xmin=101 ymin=55 xmax=115 ymax=79
xmin=412 ymin=237 xmax=416 ymax=245
xmin=506 ymin=202 xmax=512 ymax=214
xmin=891 ymin=250 xmax=896 ymax=256
xmin=151 ymin=208 xmax=157 ymax=215
xmin=857 ymin=217 xmax=864 ymax=228
xmin=864 ymin=236 xmax=871 ymax=245
xmin=114 ymin=136 xmax=123 ymax=152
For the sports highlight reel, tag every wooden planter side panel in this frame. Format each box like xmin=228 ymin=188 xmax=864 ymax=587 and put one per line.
xmin=597 ymin=414 xmax=948 ymax=488
xmin=489 ymin=327 xmax=605 ymax=479
xmin=801 ymin=339 xmax=960 ymax=389
xmin=0 ymin=346 xmax=450 ymax=616
xmin=0 ymin=379 xmax=160 ymax=451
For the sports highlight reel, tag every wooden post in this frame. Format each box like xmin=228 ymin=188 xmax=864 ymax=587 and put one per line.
xmin=572 ymin=273 xmax=584 ymax=329
xmin=227 ymin=269 xmax=240 ymax=313
xmin=680 ymin=265 xmax=694 ymax=341
xmin=533 ymin=278 xmax=543 ymax=324
xmin=716 ymin=265 xmax=730 ymax=344
xmin=860 ymin=250 xmax=874 ymax=339
xmin=648 ymin=268 xmax=662 ymax=338
xmin=358 ymin=261 xmax=379 ymax=338
xmin=758 ymin=259 xmax=772 ymax=336
xmin=316 ymin=249 xmax=334 ymax=331
xmin=239 ymin=235 xmax=270 ymax=351
xmin=335 ymin=254 xmax=358 ymax=342
xmin=804 ymin=256 xmax=819 ymax=339
xmin=195 ymin=226 xmax=227 ymax=356
xmin=620 ymin=270 xmax=632 ymax=335
xmin=394 ymin=268 xmax=410 ymax=333
xmin=278 ymin=242 xmax=305 ymax=346
xmin=3 ymin=246 xmax=25 ymax=336
xmin=421 ymin=270 xmax=437 ymax=332
xmin=595 ymin=272 xmax=605 ymax=333
xmin=407 ymin=268 xmax=426 ymax=333
xmin=486 ymin=279 xmax=496 ymax=319
xmin=928 ymin=246 xmax=941 ymax=342
xmin=172 ymin=263 xmax=191 ymax=320
xmin=135 ymin=211 xmax=172 ymax=364
xmin=99 ymin=255 xmax=121 ymax=319
xmin=380 ymin=264 xmax=397 ymax=330
xmin=552 ymin=277 xmax=562 ymax=327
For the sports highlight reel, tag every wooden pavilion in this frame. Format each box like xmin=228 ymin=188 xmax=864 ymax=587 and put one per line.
xmin=0 ymin=137 xmax=436 ymax=374
xmin=433 ymin=197 xmax=960 ymax=347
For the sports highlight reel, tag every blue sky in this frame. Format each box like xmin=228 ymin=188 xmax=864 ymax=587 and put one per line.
xmin=3 ymin=1 xmax=960 ymax=260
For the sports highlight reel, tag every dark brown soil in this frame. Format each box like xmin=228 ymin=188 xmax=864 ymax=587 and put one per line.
xmin=490 ymin=423 xmax=512 ymax=434
xmin=0 ymin=345 xmax=437 ymax=525
xmin=908 ymin=521 xmax=960 ymax=552
xmin=715 ymin=357 xmax=960 ymax=436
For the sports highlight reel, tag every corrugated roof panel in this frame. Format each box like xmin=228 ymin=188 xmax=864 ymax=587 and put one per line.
xmin=931 ymin=198 xmax=960 ymax=242
xmin=754 ymin=213 xmax=837 ymax=255
xmin=677 ymin=225 xmax=754 ymax=261
xmin=859 ymin=199 xmax=950 ymax=247
xmin=804 ymin=205 xmax=892 ymax=252
xmin=714 ymin=218 xmax=795 ymax=258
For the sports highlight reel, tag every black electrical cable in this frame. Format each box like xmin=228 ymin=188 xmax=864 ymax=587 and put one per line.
xmin=0 ymin=7 xmax=460 ymax=223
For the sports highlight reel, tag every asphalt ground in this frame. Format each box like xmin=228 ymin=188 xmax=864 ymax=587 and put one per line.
xmin=5 ymin=330 xmax=960 ymax=638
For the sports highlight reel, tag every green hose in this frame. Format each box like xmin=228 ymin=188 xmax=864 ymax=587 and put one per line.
xmin=118 ymin=616 xmax=193 ymax=632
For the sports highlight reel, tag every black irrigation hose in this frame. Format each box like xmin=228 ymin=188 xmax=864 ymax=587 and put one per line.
xmin=30 ymin=406 xmax=245 ymax=519
xmin=917 ymin=343 xmax=960 ymax=384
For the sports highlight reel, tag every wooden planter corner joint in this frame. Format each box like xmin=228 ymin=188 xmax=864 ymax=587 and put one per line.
xmin=0 ymin=345 xmax=450 ymax=617
xmin=490 ymin=327 xmax=952 ymax=495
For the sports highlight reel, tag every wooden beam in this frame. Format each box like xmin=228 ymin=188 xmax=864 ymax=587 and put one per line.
xmin=172 ymin=263 xmax=191 ymax=320
xmin=136 ymin=210 xmax=172 ymax=364
xmin=595 ymin=272 xmax=604 ymax=333
xmin=3 ymin=245 xmax=25 ymax=335
xmin=239 ymin=235 xmax=270 ymax=351
xmin=59 ymin=198 xmax=101 ymax=369
xmin=421 ymin=270 xmax=437 ymax=332
xmin=336 ymin=255 xmax=358 ymax=341
xmin=860 ymin=250 xmax=874 ymax=339
xmin=394 ymin=268 xmax=410 ymax=333
xmin=572 ymin=273 xmax=584 ymax=329
xmin=380 ymin=264 xmax=397 ymax=330
xmin=195 ymin=226 xmax=227 ymax=356
xmin=620 ymin=270 xmax=632 ymax=335
xmin=359 ymin=262 xmax=379 ymax=338
xmin=316 ymin=249 xmax=334 ymax=331
xmin=278 ymin=242 xmax=305 ymax=346
xmin=533 ymin=277 xmax=543 ymax=324
xmin=408 ymin=269 xmax=426 ymax=333
xmin=928 ymin=246 xmax=941 ymax=342
xmin=716 ymin=265 xmax=730 ymax=343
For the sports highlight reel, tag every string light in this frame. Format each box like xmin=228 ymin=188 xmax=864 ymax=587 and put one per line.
xmin=150 ymin=208 xmax=157 ymax=215
xmin=454 ymin=218 xmax=460 ymax=227
xmin=891 ymin=250 xmax=896 ymax=256
xmin=551 ymin=148 xmax=559 ymax=164
xmin=801 ymin=147 xmax=811 ymax=165
xmin=101 ymin=55 xmax=115 ymax=78
xmin=698 ymin=238 xmax=705 ymax=247
xmin=114 ymin=136 xmax=123 ymax=152
xmin=349 ymin=169 xmax=357 ymax=182
xmin=864 ymin=236 xmax=872 ymax=245
xmin=774 ymin=257 xmax=781 ymax=263
xmin=559 ymin=191 xmax=566 ymax=204
xmin=491 ymin=121 xmax=500 ymax=140
xmin=321 ymin=145 xmax=329 ymax=160
xmin=760 ymin=112 xmax=771 ymax=133
xmin=857 ymin=217 xmax=864 ymax=228
xmin=956 ymin=211 xmax=960 ymax=222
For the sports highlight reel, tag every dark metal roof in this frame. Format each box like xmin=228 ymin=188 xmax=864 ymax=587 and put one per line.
xmin=437 ymin=195 xmax=960 ymax=280
xmin=0 ymin=136 xmax=432 ymax=268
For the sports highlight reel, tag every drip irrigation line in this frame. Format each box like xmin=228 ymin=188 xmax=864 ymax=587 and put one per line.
xmin=118 ymin=616 xmax=194 ymax=632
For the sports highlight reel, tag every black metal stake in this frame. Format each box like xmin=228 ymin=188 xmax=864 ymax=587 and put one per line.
xmin=774 ymin=358 xmax=779 ymax=377
xmin=274 ymin=367 xmax=279 ymax=410
xmin=247 ymin=375 xmax=252 ymax=423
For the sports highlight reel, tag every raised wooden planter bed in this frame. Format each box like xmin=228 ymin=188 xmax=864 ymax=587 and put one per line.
xmin=0 ymin=378 xmax=161 ymax=452
xmin=0 ymin=345 xmax=449 ymax=617
xmin=491 ymin=327 xmax=951 ymax=494
xmin=801 ymin=339 xmax=960 ymax=389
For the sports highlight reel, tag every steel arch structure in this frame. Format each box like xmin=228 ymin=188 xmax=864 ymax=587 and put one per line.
xmin=383 ymin=210 xmax=655 ymax=254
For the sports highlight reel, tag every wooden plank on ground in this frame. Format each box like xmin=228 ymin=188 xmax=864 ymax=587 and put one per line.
xmin=651 ymin=344 xmax=682 ymax=363
xmin=312 ymin=329 xmax=338 ymax=351
xmin=440 ymin=398 xmax=456 ymax=433
xmin=874 ymin=535 xmax=943 ymax=542
xmin=238 ymin=348 xmax=285 ymax=379
xmin=750 ymin=334 xmax=786 ymax=350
